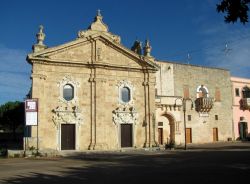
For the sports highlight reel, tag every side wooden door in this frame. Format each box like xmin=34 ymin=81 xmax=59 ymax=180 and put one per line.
xmin=186 ymin=128 xmax=192 ymax=144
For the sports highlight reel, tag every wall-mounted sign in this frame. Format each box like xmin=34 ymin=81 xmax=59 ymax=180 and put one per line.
xmin=25 ymin=99 xmax=38 ymax=126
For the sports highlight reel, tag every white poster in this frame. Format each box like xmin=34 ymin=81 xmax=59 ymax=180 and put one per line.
xmin=25 ymin=111 xmax=38 ymax=126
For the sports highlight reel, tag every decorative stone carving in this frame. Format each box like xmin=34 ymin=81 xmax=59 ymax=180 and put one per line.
xmin=113 ymin=80 xmax=138 ymax=125
xmin=112 ymin=106 xmax=138 ymax=125
xmin=117 ymin=80 xmax=135 ymax=107
xmin=57 ymin=75 xmax=80 ymax=105
xmin=31 ymin=73 xmax=47 ymax=80
xmin=77 ymin=10 xmax=121 ymax=44
xmin=89 ymin=9 xmax=109 ymax=32
xmin=144 ymin=39 xmax=152 ymax=57
xmin=52 ymin=105 xmax=83 ymax=129
xmin=33 ymin=25 xmax=47 ymax=52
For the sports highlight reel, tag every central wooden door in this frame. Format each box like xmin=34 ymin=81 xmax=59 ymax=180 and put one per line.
xmin=185 ymin=128 xmax=192 ymax=144
xmin=213 ymin=128 xmax=218 ymax=142
xmin=158 ymin=128 xmax=163 ymax=145
xmin=61 ymin=124 xmax=75 ymax=150
xmin=121 ymin=124 xmax=132 ymax=147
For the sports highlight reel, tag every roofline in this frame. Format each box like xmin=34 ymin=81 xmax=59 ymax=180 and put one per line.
xmin=27 ymin=34 xmax=159 ymax=70
xmin=231 ymin=76 xmax=250 ymax=82
xmin=157 ymin=60 xmax=230 ymax=71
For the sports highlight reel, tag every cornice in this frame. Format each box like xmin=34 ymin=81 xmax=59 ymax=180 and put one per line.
xmin=29 ymin=58 xmax=157 ymax=73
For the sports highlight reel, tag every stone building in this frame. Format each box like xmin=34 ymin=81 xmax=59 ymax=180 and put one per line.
xmin=155 ymin=61 xmax=234 ymax=146
xmin=26 ymin=12 xmax=159 ymax=151
xmin=26 ymin=12 xmax=234 ymax=151
xmin=231 ymin=76 xmax=250 ymax=140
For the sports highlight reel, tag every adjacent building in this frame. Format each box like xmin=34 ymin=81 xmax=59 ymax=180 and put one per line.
xmin=231 ymin=76 xmax=250 ymax=140
xmin=155 ymin=61 xmax=233 ymax=146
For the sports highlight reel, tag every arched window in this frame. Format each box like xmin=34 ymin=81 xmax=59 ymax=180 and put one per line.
xmin=63 ymin=84 xmax=74 ymax=101
xmin=199 ymin=85 xmax=208 ymax=98
xmin=197 ymin=85 xmax=208 ymax=98
xmin=121 ymin=87 xmax=131 ymax=103
xmin=242 ymin=86 xmax=250 ymax=98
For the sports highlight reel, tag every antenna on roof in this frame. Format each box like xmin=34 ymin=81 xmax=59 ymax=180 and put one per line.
xmin=187 ymin=53 xmax=191 ymax=64
xmin=223 ymin=42 xmax=232 ymax=55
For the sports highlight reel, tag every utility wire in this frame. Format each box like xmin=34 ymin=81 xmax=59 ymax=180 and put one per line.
xmin=164 ymin=32 xmax=250 ymax=60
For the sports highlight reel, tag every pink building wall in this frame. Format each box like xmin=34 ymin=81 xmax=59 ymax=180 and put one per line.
xmin=231 ymin=77 xmax=250 ymax=140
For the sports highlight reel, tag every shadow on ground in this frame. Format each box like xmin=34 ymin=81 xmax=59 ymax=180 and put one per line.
xmin=1 ymin=149 xmax=250 ymax=184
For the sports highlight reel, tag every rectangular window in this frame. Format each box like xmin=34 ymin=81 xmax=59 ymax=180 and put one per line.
xmin=235 ymin=88 xmax=240 ymax=97
xmin=188 ymin=115 xmax=191 ymax=121
xmin=158 ymin=122 xmax=163 ymax=126
xmin=215 ymin=115 xmax=218 ymax=120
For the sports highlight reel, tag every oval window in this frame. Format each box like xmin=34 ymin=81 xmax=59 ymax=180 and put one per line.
xmin=63 ymin=84 xmax=74 ymax=101
xmin=121 ymin=87 xmax=130 ymax=103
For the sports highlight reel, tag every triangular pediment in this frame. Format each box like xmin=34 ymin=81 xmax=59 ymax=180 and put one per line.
xmin=27 ymin=34 xmax=159 ymax=71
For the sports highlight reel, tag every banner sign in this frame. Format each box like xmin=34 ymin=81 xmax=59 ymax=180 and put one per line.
xmin=25 ymin=99 xmax=38 ymax=126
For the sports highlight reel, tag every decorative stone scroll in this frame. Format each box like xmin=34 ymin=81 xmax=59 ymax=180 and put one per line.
xmin=52 ymin=105 xmax=83 ymax=129
xmin=112 ymin=106 xmax=138 ymax=125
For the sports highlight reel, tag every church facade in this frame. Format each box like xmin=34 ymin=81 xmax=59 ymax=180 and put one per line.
xmin=26 ymin=12 xmax=234 ymax=151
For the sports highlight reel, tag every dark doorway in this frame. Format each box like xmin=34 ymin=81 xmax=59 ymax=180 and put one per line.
xmin=158 ymin=128 xmax=163 ymax=145
xmin=239 ymin=122 xmax=248 ymax=140
xmin=61 ymin=124 xmax=75 ymax=150
xmin=121 ymin=124 xmax=132 ymax=147
xmin=213 ymin=128 xmax=219 ymax=142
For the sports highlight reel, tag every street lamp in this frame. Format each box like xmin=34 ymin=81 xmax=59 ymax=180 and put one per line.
xmin=174 ymin=97 xmax=194 ymax=150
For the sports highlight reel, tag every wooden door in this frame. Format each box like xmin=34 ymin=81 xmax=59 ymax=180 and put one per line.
xmin=158 ymin=128 xmax=163 ymax=145
xmin=213 ymin=128 xmax=218 ymax=142
xmin=185 ymin=128 xmax=192 ymax=144
xmin=121 ymin=124 xmax=132 ymax=147
xmin=61 ymin=124 xmax=75 ymax=150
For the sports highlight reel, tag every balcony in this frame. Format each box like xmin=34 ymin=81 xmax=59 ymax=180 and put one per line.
xmin=195 ymin=97 xmax=213 ymax=112
xmin=241 ymin=98 xmax=250 ymax=110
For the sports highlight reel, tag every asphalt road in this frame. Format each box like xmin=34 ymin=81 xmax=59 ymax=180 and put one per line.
xmin=0 ymin=142 xmax=250 ymax=184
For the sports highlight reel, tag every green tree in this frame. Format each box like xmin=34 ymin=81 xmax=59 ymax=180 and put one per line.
xmin=0 ymin=101 xmax=24 ymax=140
xmin=217 ymin=0 xmax=250 ymax=24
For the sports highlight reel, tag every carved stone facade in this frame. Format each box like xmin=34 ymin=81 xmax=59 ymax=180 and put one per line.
xmin=26 ymin=11 xmax=158 ymax=151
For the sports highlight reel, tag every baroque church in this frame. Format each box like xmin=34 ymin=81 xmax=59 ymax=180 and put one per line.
xmin=26 ymin=12 xmax=234 ymax=151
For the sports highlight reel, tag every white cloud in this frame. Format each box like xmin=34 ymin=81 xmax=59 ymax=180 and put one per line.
xmin=0 ymin=45 xmax=31 ymax=105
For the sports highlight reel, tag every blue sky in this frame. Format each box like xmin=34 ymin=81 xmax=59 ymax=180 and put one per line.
xmin=0 ymin=0 xmax=250 ymax=105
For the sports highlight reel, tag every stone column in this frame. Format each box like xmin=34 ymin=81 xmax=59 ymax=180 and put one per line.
xmin=88 ymin=68 xmax=95 ymax=150
xmin=143 ymin=70 xmax=149 ymax=147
